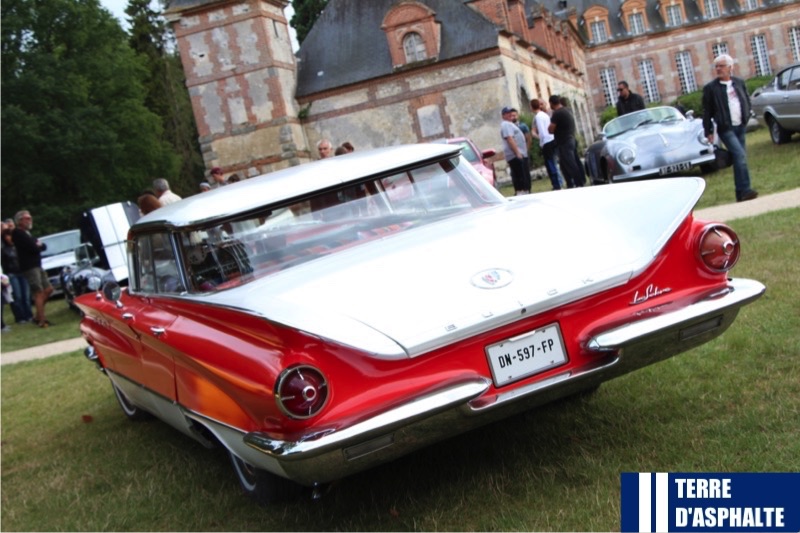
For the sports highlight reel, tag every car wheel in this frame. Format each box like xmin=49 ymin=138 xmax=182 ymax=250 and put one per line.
xmin=229 ymin=452 xmax=303 ymax=505
xmin=111 ymin=381 xmax=152 ymax=421
xmin=767 ymin=116 xmax=791 ymax=144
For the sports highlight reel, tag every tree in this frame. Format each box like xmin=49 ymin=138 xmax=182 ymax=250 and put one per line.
xmin=290 ymin=0 xmax=328 ymax=45
xmin=1 ymin=0 xmax=178 ymax=233
xmin=125 ymin=0 xmax=204 ymax=198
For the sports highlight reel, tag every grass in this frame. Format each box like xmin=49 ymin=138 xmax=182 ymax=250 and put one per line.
xmin=1 ymin=207 xmax=798 ymax=531
xmin=0 ymin=298 xmax=82 ymax=353
xmin=502 ymin=127 xmax=800 ymax=209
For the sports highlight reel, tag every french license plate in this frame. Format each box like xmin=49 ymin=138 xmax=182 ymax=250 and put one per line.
xmin=659 ymin=161 xmax=691 ymax=175
xmin=486 ymin=323 xmax=569 ymax=387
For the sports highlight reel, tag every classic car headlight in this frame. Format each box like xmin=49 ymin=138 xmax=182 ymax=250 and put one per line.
xmin=275 ymin=365 xmax=329 ymax=419
xmin=87 ymin=274 xmax=103 ymax=291
xmin=616 ymin=145 xmax=636 ymax=165
xmin=698 ymin=131 xmax=711 ymax=145
xmin=696 ymin=224 xmax=740 ymax=273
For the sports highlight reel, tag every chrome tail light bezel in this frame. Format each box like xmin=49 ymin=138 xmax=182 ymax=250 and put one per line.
xmin=696 ymin=223 xmax=741 ymax=273
xmin=275 ymin=365 xmax=329 ymax=420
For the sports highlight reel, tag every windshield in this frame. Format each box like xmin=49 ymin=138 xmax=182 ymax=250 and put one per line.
xmin=602 ymin=107 xmax=685 ymax=138
xmin=450 ymin=141 xmax=479 ymax=163
xmin=40 ymin=230 xmax=81 ymax=257
xmin=132 ymin=156 xmax=505 ymax=295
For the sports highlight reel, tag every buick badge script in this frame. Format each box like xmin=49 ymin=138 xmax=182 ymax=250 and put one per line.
xmin=630 ymin=283 xmax=672 ymax=305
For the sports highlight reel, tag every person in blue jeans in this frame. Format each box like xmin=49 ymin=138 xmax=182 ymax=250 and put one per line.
xmin=702 ymin=54 xmax=758 ymax=202
xmin=1 ymin=228 xmax=33 ymax=324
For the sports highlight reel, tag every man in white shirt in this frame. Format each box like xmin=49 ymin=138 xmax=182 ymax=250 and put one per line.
xmin=153 ymin=178 xmax=182 ymax=205
xmin=530 ymin=98 xmax=563 ymax=190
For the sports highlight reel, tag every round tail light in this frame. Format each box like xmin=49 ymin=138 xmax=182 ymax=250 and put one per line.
xmin=275 ymin=365 xmax=329 ymax=419
xmin=697 ymin=224 xmax=740 ymax=273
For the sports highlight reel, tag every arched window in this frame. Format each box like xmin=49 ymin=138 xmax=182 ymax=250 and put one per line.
xmin=403 ymin=32 xmax=427 ymax=63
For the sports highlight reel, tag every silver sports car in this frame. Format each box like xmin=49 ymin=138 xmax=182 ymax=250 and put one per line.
xmin=584 ymin=106 xmax=716 ymax=183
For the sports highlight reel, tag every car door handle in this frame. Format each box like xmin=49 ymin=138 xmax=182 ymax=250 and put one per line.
xmin=122 ymin=313 xmax=134 ymax=320
xmin=150 ymin=327 xmax=166 ymax=338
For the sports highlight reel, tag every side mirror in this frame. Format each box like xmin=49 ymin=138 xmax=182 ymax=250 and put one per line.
xmin=685 ymin=110 xmax=695 ymax=119
xmin=482 ymin=148 xmax=497 ymax=159
xmin=102 ymin=281 xmax=122 ymax=303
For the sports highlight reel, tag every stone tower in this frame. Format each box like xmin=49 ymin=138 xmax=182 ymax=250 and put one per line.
xmin=164 ymin=0 xmax=310 ymax=178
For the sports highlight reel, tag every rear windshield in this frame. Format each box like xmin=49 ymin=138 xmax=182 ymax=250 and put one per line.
xmin=131 ymin=156 xmax=505 ymax=295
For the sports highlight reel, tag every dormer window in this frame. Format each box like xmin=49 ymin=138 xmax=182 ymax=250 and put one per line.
xmin=628 ymin=12 xmax=645 ymax=34
xmin=591 ymin=21 xmax=608 ymax=42
xmin=403 ymin=32 xmax=427 ymax=62
xmin=584 ymin=5 xmax=611 ymax=44
xmin=702 ymin=0 xmax=721 ymax=19
xmin=666 ymin=3 xmax=683 ymax=25
xmin=382 ymin=2 xmax=441 ymax=69
xmin=620 ymin=0 xmax=649 ymax=35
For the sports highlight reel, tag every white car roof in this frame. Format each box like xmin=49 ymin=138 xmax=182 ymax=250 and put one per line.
xmin=134 ymin=144 xmax=460 ymax=231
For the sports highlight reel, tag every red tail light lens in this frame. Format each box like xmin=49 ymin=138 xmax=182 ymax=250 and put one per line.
xmin=697 ymin=224 xmax=740 ymax=273
xmin=275 ymin=365 xmax=329 ymax=419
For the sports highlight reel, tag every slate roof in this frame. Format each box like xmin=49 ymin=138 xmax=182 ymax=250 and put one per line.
xmin=527 ymin=0 xmax=795 ymax=46
xmin=295 ymin=0 xmax=502 ymax=97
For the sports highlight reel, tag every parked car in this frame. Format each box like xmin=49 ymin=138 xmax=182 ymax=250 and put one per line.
xmin=40 ymin=229 xmax=81 ymax=296
xmin=61 ymin=243 xmax=116 ymax=311
xmin=751 ymin=63 xmax=800 ymax=144
xmin=584 ymin=106 xmax=717 ymax=183
xmin=434 ymin=136 xmax=497 ymax=186
xmin=76 ymin=144 xmax=764 ymax=505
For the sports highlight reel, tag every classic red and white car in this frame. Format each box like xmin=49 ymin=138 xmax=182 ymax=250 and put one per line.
xmin=77 ymin=144 xmax=764 ymax=504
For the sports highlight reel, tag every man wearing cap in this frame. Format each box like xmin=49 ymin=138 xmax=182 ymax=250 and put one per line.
xmin=500 ymin=106 xmax=530 ymax=195
xmin=208 ymin=167 xmax=227 ymax=189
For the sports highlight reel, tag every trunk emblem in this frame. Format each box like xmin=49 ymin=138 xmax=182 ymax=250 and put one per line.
xmin=471 ymin=268 xmax=513 ymax=289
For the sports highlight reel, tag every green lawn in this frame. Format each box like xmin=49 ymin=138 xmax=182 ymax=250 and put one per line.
xmin=1 ymin=207 xmax=798 ymax=531
xmin=1 ymin=297 xmax=82 ymax=353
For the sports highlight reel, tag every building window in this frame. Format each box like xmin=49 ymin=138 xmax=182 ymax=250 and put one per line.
xmin=638 ymin=59 xmax=661 ymax=103
xmin=750 ymin=34 xmax=772 ymax=76
xmin=403 ymin=32 xmax=427 ymax=63
xmin=666 ymin=4 xmax=683 ymax=26
xmin=600 ymin=67 xmax=618 ymax=107
xmin=712 ymin=42 xmax=729 ymax=58
xmin=628 ymin=12 xmax=645 ymax=35
xmin=790 ymin=26 xmax=800 ymax=62
xmin=743 ymin=0 xmax=759 ymax=10
xmin=704 ymin=0 xmax=721 ymax=18
xmin=675 ymin=51 xmax=697 ymax=94
xmin=591 ymin=21 xmax=608 ymax=43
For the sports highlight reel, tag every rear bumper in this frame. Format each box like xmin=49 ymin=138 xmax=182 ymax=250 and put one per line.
xmin=233 ymin=278 xmax=764 ymax=485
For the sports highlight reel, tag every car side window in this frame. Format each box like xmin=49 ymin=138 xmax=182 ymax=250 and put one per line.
xmin=789 ymin=67 xmax=800 ymax=90
xmin=777 ymin=69 xmax=791 ymax=91
xmin=134 ymin=233 xmax=184 ymax=295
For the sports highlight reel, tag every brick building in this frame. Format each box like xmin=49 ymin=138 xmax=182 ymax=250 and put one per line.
xmin=164 ymin=0 xmax=799 ymax=178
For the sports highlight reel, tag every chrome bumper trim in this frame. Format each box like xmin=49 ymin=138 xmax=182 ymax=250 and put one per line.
xmin=241 ymin=278 xmax=764 ymax=486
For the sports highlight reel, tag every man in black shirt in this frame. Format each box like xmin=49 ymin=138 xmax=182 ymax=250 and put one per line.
xmin=548 ymin=95 xmax=586 ymax=188
xmin=12 ymin=210 xmax=53 ymax=327
xmin=616 ymin=81 xmax=646 ymax=116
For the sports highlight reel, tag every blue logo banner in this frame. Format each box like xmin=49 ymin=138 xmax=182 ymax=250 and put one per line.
xmin=621 ymin=473 xmax=800 ymax=532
